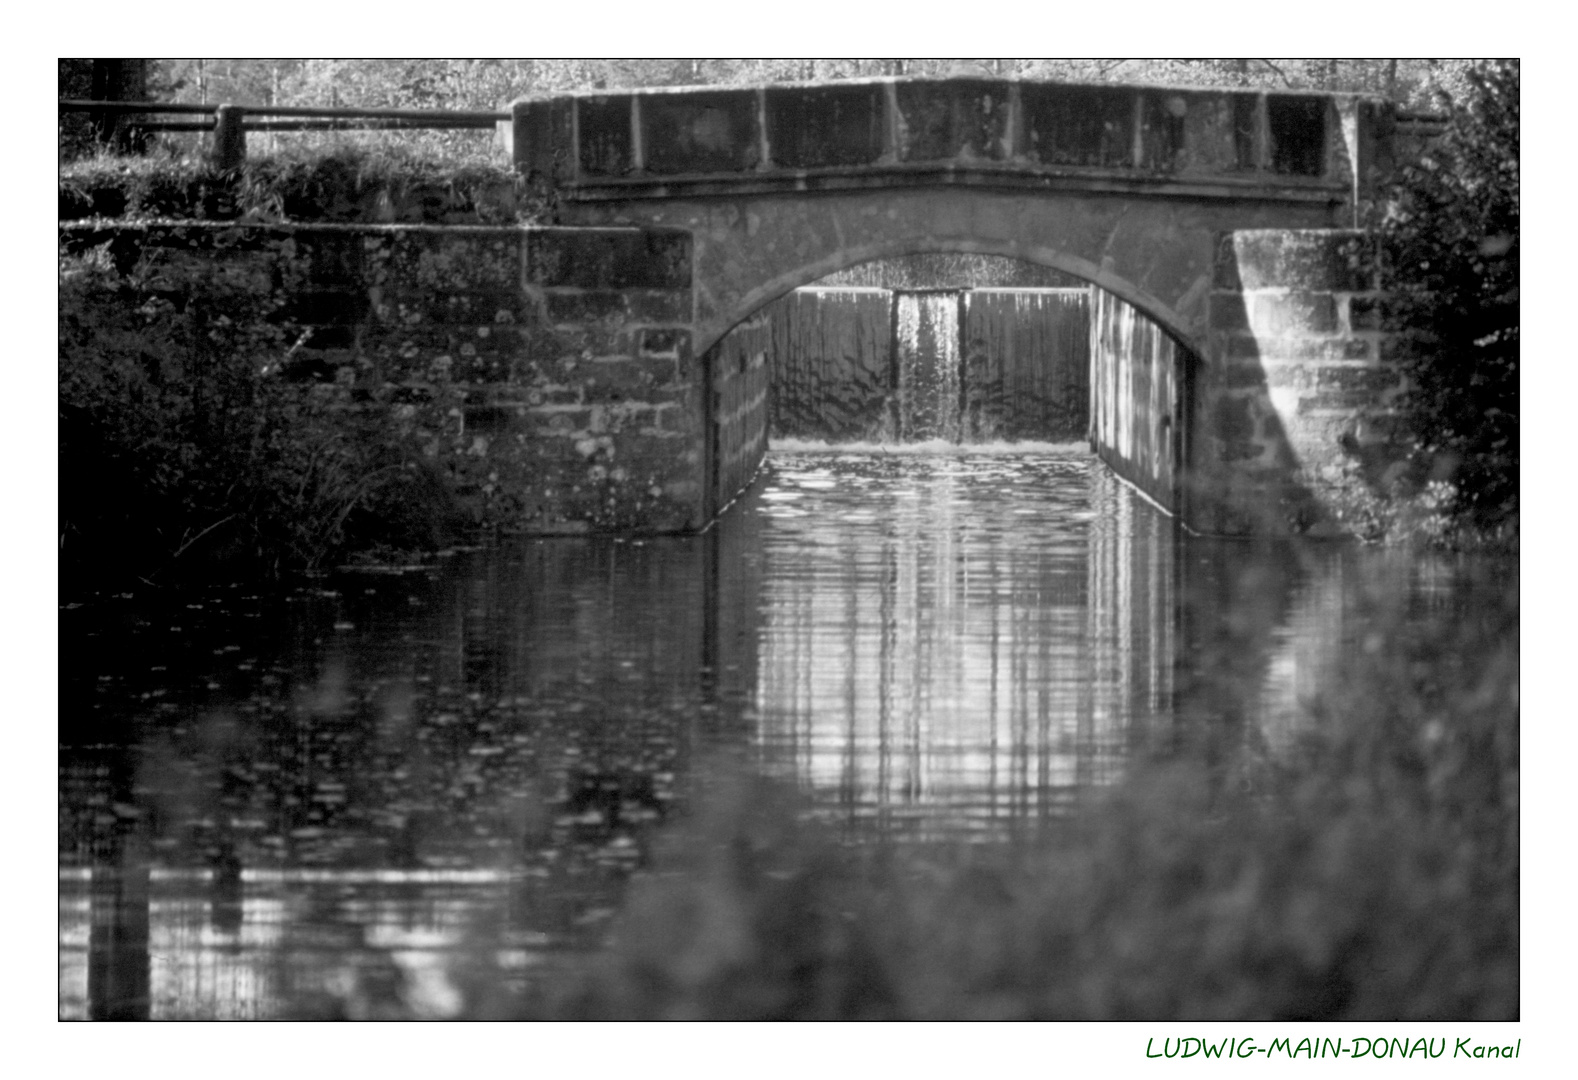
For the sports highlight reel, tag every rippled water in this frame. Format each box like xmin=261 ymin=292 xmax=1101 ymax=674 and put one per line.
xmin=58 ymin=445 xmax=1515 ymax=1019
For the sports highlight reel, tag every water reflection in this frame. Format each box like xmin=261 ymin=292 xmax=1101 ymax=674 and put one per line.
xmin=753 ymin=449 xmax=1173 ymax=832
xmin=58 ymin=446 xmax=1513 ymax=1019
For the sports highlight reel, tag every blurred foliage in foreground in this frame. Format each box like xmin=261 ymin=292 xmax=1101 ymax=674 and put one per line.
xmin=527 ymin=555 xmax=1516 ymax=1020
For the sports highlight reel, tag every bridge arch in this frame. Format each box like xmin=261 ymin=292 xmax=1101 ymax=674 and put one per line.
xmin=696 ymin=235 xmax=1201 ymax=525
xmin=703 ymin=235 xmax=1197 ymax=360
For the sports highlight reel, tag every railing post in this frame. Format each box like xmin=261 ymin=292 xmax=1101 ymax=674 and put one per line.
xmin=212 ymin=104 xmax=246 ymax=169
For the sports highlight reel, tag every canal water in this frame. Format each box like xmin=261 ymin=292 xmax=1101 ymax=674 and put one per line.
xmin=58 ymin=444 xmax=1518 ymax=1020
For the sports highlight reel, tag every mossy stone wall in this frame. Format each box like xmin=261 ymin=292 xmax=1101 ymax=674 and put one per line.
xmin=61 ymin=221 xmax=707 ymax=535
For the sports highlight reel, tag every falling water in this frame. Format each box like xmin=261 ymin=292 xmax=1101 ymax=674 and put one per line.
xmin=769 ymin=288 xmax=892 ymax=441
xmin=894 ymin=291 xmax=962 ymax=441
xmin=962 ymin=289 xmax=1090 ymax=441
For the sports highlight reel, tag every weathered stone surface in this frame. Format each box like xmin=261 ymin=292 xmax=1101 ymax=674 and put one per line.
xmin=577 ymin=94 xmax=635 ymax=177
xmin=542 ymin=289 xmax=690 ymax=325
xmin=895 ymin=80 xmax=1010 ymax=162
xmin=1209 ymin=293 xmax=1250 ymax=331
xmin=364 ymin=228 xmax=524 ymax=291
xmin=765 ymin=83 xmax=887 ymax=169
xmin=1222 ymin=230 xmax=1376 ymax=292
xmin=641 ymin=89 xmax=760 ymax=175
xmin=62 ymin=220 xmax=709 ymax=536
xmin=1266 ymin=94 xmax=1329 ymax=176
xmin=1251 ymin=292 xmax=1338 ymax=335
xmin=514 ymin=75 xmax=1361 ymax=208
xmin=1021 ymin=83 xmax=1134 ymax=168
xmin=572 ymin=186 xmax=1339 ymax=359
xmin=1197 ymin=227 xmax=1410 ymax=535
xmin=513 ymin=93 xmax=574 ymax=185
xmin=525 ymin=228 xmax=692 ymax=289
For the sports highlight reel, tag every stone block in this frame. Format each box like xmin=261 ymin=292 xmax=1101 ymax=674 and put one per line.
xmin=765 ymin=83 xmax=887 ymax=169
xmin=1219 ymin=334 xmax=1263 ymax=361
xmin=1159 ymin=92 xmax=1257 ymax=174
xmin=578 ymin=94 xmax=635 ymax=178
xmin=360 ymin=325 xmax=518 ymax=384
xmin=1209 ymin=293 xmax=1249 ymax=331
xmin=511 ymin=95 xmax=574 ymax=182
xmin=463 ymin=403 xmax=531 ymax=437
xmin=543 ymin=289 xmax=691 ymax=325
xmin=641 ymin=89 xmax=760 ymax=175
xmin=1251 ymin=292 xmax=1337 ymax=335
xmin=1298 ymin=390 xmax=1386 ymax=413
xmin=1253 ymin=336 xmax=1375 ymax=362
xmin=1226 ymin=231 xmax=1375 ymax=292
xmin=374 ymin=288 xmax=529 ymax=326
xmin=1021 ymin=83 xmax=1134 ymax=168
xmin=513 ymin=323 xmax=609 ymax=363
xmin=1266 ymin=94 xmax=1329 ymax=177
xmin=1213 ymin=234 xmax=1244 ymax=291
xmin=1314 ymin=365 xmax=1402 ymax=393
xmin=580 ymin=357 xmax=682 ymax=403
xmin=638 ymin=327 xmax=691 ymax=359
xmin=1137 ymin=91 xmax=1188 ymax=172
xmin=295 ymin=230 xmax=365 ymax=286
xmin=526 ymin=228 xmax=692 ymax=289
xmin=366 ymin=229 xmax=524 ymax=292
xmin=895 ymin=79 xmax=1010 ymax=162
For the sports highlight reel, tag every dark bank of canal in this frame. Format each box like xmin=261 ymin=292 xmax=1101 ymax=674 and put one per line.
xmin=58 ymin=444 xmax=1519 ymax=1020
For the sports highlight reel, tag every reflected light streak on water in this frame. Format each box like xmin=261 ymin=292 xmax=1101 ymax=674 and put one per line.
xmin=753 ymin=448 xmax=1174 ymax=835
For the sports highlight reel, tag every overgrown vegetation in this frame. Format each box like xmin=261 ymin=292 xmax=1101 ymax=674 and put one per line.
xmin=528 ymin=557 xmax=1516 ymax=1020
xmin=58 ymin=239 xmax=463 ymax=591
xmin=1377 ymin=59 xmax=1519 ymax=544
xmin=59 ymin=144 xmax=529 ymax=226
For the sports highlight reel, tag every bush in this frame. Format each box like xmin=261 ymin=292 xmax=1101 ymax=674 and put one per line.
xmin=540 ymin=561 xmax=1517 ymax=1020
xmin=1378 ymin=60 xmax=1519 ymax=537
xmin=59 ymin=238 xmax=462 ymax=589
xmin=58 ymin=145 xmax=533 ymax=227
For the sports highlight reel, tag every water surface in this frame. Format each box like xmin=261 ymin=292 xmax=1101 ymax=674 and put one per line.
xmin=58 ymin=446 xmax=1515 ymax=1019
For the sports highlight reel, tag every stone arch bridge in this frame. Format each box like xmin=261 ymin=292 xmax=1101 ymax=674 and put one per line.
xmin=509 ymin=76 xmax=1407 ymax=534
xmin=65 ymin=76 xmax=1413 ymax=537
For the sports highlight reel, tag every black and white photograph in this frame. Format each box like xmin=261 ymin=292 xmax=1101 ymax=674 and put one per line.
xmin=54 ymin=51 xmax=1524 ymax=1038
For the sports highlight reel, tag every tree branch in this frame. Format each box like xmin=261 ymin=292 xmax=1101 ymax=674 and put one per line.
xmin=1255 ymin=59 xmax=1293 ymax=87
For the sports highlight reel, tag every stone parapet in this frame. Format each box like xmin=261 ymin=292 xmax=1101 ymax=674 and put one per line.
xmin=511 ymin=77 xmax=1369 ymax=206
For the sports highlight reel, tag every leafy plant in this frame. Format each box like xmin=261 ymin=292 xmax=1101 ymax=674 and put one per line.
xmin=59 ymin=236 xmax=461 ymax=590
xmin=1376 ymin=60 xmax=1518 ymax=538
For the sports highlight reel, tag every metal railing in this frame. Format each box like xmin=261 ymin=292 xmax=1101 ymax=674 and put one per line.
xmin=59 ymin=99 xmax=510 ymax=167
